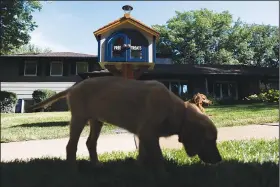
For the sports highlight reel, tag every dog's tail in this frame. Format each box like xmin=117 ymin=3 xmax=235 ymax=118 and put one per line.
xmin=27 ymin=89 xmax=70 ymax=112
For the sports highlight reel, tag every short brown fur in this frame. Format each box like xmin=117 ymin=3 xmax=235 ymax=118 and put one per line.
xmin=28 ymin=76 xmax=221 ymax=174
xmin=185 ymin=93 xmax=212 ymax=113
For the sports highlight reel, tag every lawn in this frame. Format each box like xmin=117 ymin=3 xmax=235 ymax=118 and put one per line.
xmin=1 ymin=103 xmax=278 ymax=142
xmin=1 ymin=139 xmax=279 ymax=187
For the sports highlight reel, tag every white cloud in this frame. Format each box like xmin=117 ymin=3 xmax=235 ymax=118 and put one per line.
xmin=30 ymin=29 xmax=74 ymax=52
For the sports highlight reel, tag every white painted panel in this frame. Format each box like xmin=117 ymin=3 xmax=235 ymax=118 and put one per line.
xmin=1 ymin=82 xmax=75 ymax=99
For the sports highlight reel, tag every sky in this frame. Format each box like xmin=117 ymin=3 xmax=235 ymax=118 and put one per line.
xmin=30 ymin=1 xmax=279 ymax=55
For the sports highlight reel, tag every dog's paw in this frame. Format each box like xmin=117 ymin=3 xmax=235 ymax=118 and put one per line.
xmin=90 ymin=160 xmax=103 ymax=168
xmin=94 ymin=161 xmax=103 ymax=168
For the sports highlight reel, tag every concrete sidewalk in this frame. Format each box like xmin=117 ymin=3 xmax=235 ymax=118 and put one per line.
xmin=1 ymin=123 xmax=278 ymax=162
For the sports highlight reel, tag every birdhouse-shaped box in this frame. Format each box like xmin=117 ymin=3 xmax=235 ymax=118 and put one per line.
xmin=93 ymin=5 xmax=159 ymax=78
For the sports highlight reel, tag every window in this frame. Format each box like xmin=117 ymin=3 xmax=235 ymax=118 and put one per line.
xmin=214 ymin=83 xmax=221 ymax=98
xmin=50 ymin=61 xmax=63 ymax=76
xmin=260 ymin=80 xmax=279 ymax=90
xmin=112 ymin=37 xmax=125 ymax=58
xmin=24 ymin=61 xmax=37 ymax=76
xmin=170 ymin=81 xmax=180 ymax=96
xmin=130 ymin=39 xmax=143 ymax=59
xmin=158 ymin=80 xmax=188 ymax=97
xmin=221 ymin=83 xmax=229 ymax=97
xmin=76 ymin=62 xmax=88 ymax=75
xmin=229 ymin=83 xmax=237 ymax=98
xmin=213 ymin=82 xmax=237 ymax=99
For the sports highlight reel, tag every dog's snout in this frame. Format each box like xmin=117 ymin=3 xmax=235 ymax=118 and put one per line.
xmin=198 ymin=143 xmax=222 ymax=164
xmin=199 ymin=153 xmax=222 ymax=164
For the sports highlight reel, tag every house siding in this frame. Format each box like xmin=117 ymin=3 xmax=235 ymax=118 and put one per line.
xmin=1 ymin=82 xmax=76 ymax=99
xmin=0 ymin=56 xmax=99 ymax=112
xmin=0 ymin=57 xmax=98 ymax=82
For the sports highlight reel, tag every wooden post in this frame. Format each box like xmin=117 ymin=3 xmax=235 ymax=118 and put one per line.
xmin=121 ymin=64 xmax=134 ymax=79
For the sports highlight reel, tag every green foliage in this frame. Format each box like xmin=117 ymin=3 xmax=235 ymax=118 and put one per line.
xmin=1 ymin=0 xmax=42 ymax=55
xmin=246 ymin=89 xmax=279 ymax=103
xmin=153 ymin=9 xmax=279 ymax=67
xmin=32 ymin=89 xmax=56 ymax=112
xmin=0 ymin=91 xmax=18 ymax=113
xmin=9 ymin=43 xmax=52 ymax=55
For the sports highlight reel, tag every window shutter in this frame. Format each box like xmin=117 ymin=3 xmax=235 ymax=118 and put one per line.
xmin=45 ymin=61 xmax=50 ymax=76
xmin=70 ymin=61 xmax=76 ymax=75
xmin=18 ymin=61 xmax=25 ymax=76
xmin=37 ymin=61 xmax=42 ymax=76
xmin=63 ymin=61 xmax=68 ymax=76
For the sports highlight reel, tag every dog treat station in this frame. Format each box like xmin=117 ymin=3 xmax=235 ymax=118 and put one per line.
xmin=93 ymin=5 xmax=160 ymax=79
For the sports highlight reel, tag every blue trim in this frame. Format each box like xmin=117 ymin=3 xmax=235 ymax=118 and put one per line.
xmin=97 ymin=35 xmax=101 ymax=62
xmin=105 ymin=33 xmax=128 ymax=62
xmin=104 ymin=30 xmax=149 ymax=62
xmin=153 ymin=36 xmax=156 ymax=63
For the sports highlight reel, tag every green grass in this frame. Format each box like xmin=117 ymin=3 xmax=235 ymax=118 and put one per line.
xmin=1 ymin=139 xmax=279 ymax=187
xmin=1 ymin=103 xmax=278 ymax=142
xmin=207 ymin=103 xmax=279 ymax=127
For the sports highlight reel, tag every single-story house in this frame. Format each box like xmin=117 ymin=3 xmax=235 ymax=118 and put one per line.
xmin=1 ymin=7 xmax=278 ymax=113
xmin=0 ymin=52 xmax=278 ymax=112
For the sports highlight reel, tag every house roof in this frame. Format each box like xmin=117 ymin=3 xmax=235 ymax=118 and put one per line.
xmin=1 ymin=52 xmax=97 ymax=58
xmin=79 ymin=64 xmax=279 ymax=79
xmin=148 ymin=64 xmax=279 ymax=76
xmin=93 ymin=13 xmax=160 ymax=39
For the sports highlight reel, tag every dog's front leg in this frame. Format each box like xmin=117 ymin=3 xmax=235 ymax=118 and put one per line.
xmin=86 ymin=119 xmax=103 ymax=167
xmin=137 ymin=132 xmax=167 ymax=177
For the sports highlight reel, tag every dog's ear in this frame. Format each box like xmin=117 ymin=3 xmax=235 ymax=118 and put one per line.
xmin=194 ymin=94 xmax=201 ymax=104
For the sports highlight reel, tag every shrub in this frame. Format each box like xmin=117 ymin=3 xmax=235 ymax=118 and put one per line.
xmin=246 ymin=89 xmax=279 ymax=103
xmin=202 ymin=94 xmax=240 ymax=105
xmin=0 ymin=91 xmax=18 ymax=113
xmin=32 ymin=89 xmax=56 ymax=112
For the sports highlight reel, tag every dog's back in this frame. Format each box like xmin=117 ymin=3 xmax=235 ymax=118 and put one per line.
xmin=66 ymin=76 xmax=184 ymax=134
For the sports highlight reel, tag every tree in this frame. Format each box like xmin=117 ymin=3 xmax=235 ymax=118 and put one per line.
xmin=153 ymin=9 xmax=279 ymax=67
xmin=152 ymin=9 xmax=234 ymax=65
xmin=248 ymin=24 xmax=279 ymax=67
xmin=9 ymin=43 xmax=52 ymax=54
xmin=1 ymin=0 xmax=42 ymax=55
xmin=225 ymin=21 xmax=279 ymax=67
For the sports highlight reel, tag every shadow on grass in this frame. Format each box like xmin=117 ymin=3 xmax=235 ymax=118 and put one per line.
xmin=1 ymin=158 xmax=278 ymax=187
xmin=11 ymin=121 xmax=69 ymax=128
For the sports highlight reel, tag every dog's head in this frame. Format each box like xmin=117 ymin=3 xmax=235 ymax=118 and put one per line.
xmin=178 ymin=104 xmax=222 ymax=164
xmin=193 ymin=93 xmax=212 ymax=106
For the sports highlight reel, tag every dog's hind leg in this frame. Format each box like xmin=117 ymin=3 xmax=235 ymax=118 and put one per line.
xmin=66 ymin=116 xmax=88 ymax=167
xmin=86 ymin=119 xmax=103 ymax=167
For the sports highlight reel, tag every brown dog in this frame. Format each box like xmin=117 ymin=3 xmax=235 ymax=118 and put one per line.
xmin=28 ymin=76 xmax=222 ymax=174
xmin=185 ymin=93 xmax=212 ymax=113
